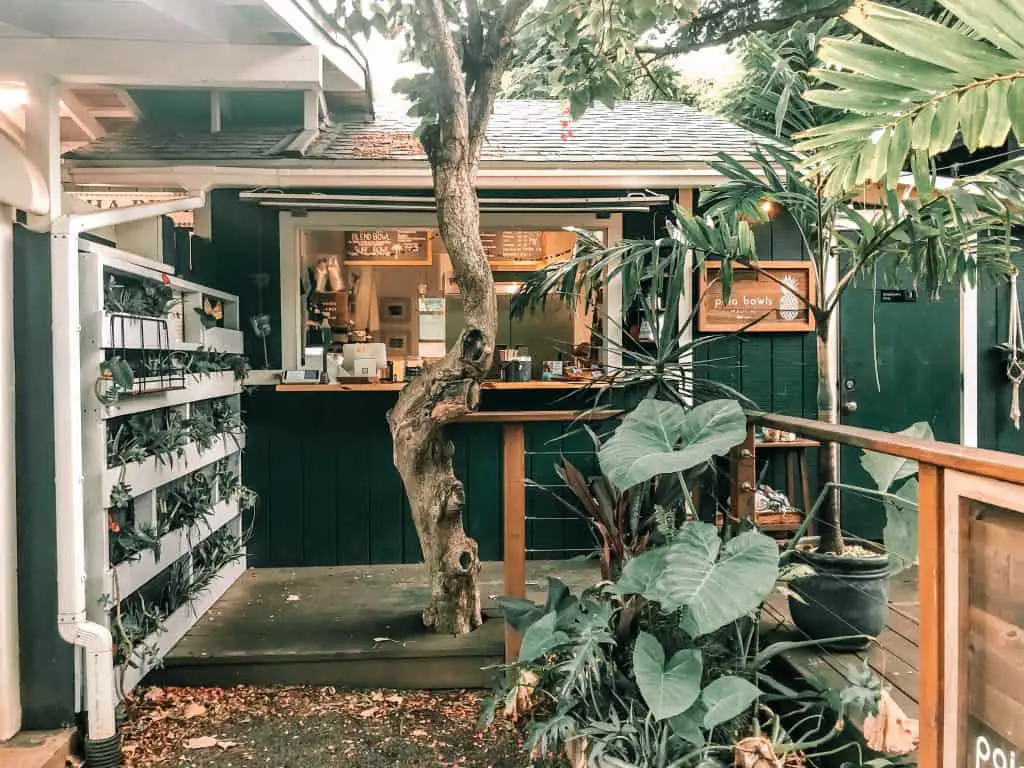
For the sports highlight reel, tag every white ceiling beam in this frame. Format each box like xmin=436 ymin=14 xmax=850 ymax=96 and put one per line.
xmin=0 ymin=39 xmax=324 ymax=90
xmin=262 ymin=0 xmax=363 ymax=91
xmin=0 ymin=111 xmax=23 ymax=149
xmin=60 ymin=90 xmax=105 ymax=140
xmin=114 ymin=89 xmax=142 ymax=120
xmin=135 ymin=0 xmax=234 ymax=41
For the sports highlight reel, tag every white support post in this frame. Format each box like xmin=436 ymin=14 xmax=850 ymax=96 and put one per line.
xmin=23 ymin=77 xmax=62 ymax=224
xmin=603 ymin=213 xmax=624 ymax=372
xmin=961 ymin=279 xmax=979 ymax=447
xmin=0 ymin=205 xmax=20 ymax=741
xmin=303 ymin=88 xmax=320 ymax=130
xmin=210 ymin=91 xmax=223 ymax=134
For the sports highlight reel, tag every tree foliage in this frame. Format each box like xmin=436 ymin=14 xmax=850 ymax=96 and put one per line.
xmin=795 ymin=0 xmax=1024 ymax=197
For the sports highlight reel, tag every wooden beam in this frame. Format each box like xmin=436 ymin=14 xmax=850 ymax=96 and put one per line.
xmin=113 ymin=89 xmax=142 ymax=120
xmin=917 ymin=462 xmax=943 ymax=768
xmin=60 ymin=90 xmax=105 ymax=140
xmin=0 ymin=40 xmax=324 ymax=90
xmin=729 ymin=424 xmax=756 ymax=528
xmin=502 ymin=422 xmax=526 ymax=662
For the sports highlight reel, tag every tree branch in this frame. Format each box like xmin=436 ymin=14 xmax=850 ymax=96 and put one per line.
xmin=415 ymin=0 xmax=470 ymax=163
xmin=637 ymin=0 xmax=853 ymax=59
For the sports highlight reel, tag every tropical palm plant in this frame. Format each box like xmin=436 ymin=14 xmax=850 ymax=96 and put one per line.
xmin=794 ymin=0 xmax=1024 ymax=201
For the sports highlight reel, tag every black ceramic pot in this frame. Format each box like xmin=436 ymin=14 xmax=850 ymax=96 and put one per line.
xmin=787 ymin=537 xmax=890 ymax=650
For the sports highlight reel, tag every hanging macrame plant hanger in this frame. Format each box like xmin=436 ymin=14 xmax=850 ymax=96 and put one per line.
xmin=1006 ymin=270 xmax=1024 ymax=429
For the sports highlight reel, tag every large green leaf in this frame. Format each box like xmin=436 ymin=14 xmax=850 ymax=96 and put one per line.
xmin=884 ymin=478 xmax=919 ymax=574
xmin=668 ymin=703 xmax=706 ymax=746
xmin=701 ymin=676 xmax=760 ymax=729
xmin=860 ymin=421 xmax=934 ymax=491
xmin=598 ymin=399 xmax=747 ymax=491
xmin=518 ymin=611 xmax=568 ymax=663
xmin=620 ymin=524 xmax=779 ymax=638
xmin=632 ymin=631 xmax=703 ymax=721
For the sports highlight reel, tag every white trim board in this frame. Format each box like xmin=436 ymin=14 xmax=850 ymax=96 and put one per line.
xmin=103 ymin=433 xmax=245 ymax=501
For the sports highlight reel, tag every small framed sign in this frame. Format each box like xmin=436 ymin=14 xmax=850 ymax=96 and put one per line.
xmin=697 ymin=261 xmax=815 ymax=333
xmin=343 ymin=230 xmax=432 ymax=266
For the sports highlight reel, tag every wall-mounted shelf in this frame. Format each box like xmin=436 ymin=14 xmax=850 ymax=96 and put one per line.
xmin=104 ymin=372 xmax=242 ymax=419
xmin=102 ymin=434 xmax=245 ymax=501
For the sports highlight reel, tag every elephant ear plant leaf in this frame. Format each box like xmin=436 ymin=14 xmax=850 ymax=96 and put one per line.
xmin=860 ymin=421 xmax=932 ymax=573
xmin=700 ymin=676 xmax=761 ymax=730
xmin=598 ymin=399 xmax=748 ymax=492
xmin=632 ymin=631 xmax=703 ymax=721
xmin=618 ymin=524 xmax=780 ymax=638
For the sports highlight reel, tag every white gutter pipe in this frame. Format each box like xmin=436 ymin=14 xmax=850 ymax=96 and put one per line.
xmin=51 ymin=190 xmax=207 ymax=751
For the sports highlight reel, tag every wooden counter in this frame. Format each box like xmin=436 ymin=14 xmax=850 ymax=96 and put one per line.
xmin=275 ymin=380 xmax=609 ymax=393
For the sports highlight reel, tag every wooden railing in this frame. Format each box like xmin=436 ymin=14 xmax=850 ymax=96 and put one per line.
xmin=737 ymin=411 xmax=1024 ymax=767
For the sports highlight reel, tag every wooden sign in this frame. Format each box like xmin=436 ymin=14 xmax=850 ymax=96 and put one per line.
xmin=343 ymin=230 xmax=432 ymax=266
xmin=941 ymin=472 xmax=1024 ymax=768
xmin=697 ymin=261 xmax=815 ymax=333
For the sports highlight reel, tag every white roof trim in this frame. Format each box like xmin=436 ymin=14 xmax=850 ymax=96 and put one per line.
xmin=0 ymin=132 xmax=48 ymax=215
xmin=65 ymin=164 xmax=729 ymax=191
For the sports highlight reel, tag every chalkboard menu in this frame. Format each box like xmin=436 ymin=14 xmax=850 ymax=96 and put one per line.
xmin=343 ymin=230 xmax=432 ymax=265
xmin=479 ymin=231 xmax=544 ymax=264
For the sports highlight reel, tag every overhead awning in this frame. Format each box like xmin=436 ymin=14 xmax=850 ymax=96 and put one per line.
xmin=237 ymin=189 xmax=672 ymax=213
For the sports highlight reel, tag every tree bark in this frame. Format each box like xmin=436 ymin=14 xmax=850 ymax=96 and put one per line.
xmin=815 ymin=321 xmax=843 ymax=554
xmin=387 ymin=157 xmax=496 ymax=634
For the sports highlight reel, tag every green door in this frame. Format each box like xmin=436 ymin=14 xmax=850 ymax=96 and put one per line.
xmin=837 ymin=270 xmax=961 ymax=540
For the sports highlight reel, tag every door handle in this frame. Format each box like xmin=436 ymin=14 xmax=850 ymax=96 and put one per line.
xmin=842 ymin=400 xmax=858 ymax=413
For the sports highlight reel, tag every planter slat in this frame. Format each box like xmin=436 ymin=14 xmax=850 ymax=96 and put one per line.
xmin=103 ymin=433 xmax=246 ymax=501
xmin=119 ymin=557 xmax=246 ymax=693
xmin=104 ymin=372 xmax=242 ymax=419
xmin=108 ymin=499 xmax=241 ymax=598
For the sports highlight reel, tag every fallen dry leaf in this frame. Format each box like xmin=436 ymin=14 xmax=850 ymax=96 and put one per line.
xmin=358 ymin=706 xmax=378 ymax=719
xmin=143 ymin=687 xmax=165 ymax=703
xmin=410 ymin=729 xmax=429 ymax=738
xmin=183 ymin=702 xmax=207 ymax=719
xmin=185 ymin=736 xmax=218 ymax=750
xmin=285 ymin=594 xmax=300 ymax=602
xmin=385 ymin=694 xmax=404 ymax=705
xmin=863 ymin=690 xmax=919 ymax=755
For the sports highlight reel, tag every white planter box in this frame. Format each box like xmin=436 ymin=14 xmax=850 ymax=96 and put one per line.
xmin=103 ymin=433 xmax=246 ymax=501
xmin=100 ymin=311 xmax=171 ymax=351
xmin=120 ymin=557 xmax=246 ymax=693
xmin=104 ymin=372 xmax=241 ymax=419
xmin=199 ymin=327 xmax=244 ymax=353
xmin=108 ymin=499 xmax=240 ymax=598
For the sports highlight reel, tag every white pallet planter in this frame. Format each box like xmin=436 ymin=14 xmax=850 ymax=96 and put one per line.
xmin=120 ymin=557 xmax=247 ymax=693
xmin=104 ymin=372 xmax=242 ymax=419
xmin=104 ymin=433 xmax=246 ymax=501
xmin=108 ymin=499 xmax=241 ymax=598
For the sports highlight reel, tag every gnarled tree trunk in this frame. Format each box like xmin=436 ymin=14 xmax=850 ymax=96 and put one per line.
xmin=387 ymin=156 xmax=496 ymax=634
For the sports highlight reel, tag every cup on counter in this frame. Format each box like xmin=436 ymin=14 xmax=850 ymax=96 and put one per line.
xmin=392 ymin=358 xmax=406 ymax=383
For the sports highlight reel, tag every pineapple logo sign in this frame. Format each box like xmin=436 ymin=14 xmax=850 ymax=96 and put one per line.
xmin=778 ymin=275 xmax=801 ymax=321
xmin=697 ymin=261 xmax=815 ymax=333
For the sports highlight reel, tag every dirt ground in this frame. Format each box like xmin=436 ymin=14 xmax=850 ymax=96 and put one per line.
xmin=119 ymin=686 xmax=543 ymax=768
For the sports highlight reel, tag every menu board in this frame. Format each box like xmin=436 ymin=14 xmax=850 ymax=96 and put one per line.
xmin=343 ymin=230 xmax=432 ymax=265
xmin=697 ymin=261 xmax=815 ymax=333
xmin=479 ymin=231 xmax=544 ymax=264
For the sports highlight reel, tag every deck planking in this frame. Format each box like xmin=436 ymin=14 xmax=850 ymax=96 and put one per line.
xmin=763 ymin=567 xmax=921 ymax=722
xmin=155 ymin=560 xmax=599 ymax=689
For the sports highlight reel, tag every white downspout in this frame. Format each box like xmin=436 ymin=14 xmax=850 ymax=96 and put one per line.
xmin=0 ymin=206 xmax=18 ymax=742
xmin=51 ymin=190 xmax=208 ymax=745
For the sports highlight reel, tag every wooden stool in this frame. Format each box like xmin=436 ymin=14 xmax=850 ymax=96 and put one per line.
xmin=753 ymin=438 xmax=819 ymax=532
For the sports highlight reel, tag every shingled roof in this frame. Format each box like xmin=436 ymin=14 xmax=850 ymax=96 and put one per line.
xmin=64 ymin=99 xmax=767 ymax=166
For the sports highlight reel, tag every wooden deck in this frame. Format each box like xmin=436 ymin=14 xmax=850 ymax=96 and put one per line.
xmin=763 ymin=567 xmax=921 ymax=722
xmin=153 ymin=560 xmax=599 ymax=690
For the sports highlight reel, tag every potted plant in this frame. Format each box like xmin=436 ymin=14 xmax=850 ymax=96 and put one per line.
xmin=784 ymin=422 xmax=929 ymax=649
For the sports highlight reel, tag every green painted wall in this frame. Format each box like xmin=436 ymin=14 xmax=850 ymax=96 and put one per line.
xmin=13 ymin=224 xmax=75 ymax=729
xmin=242 ymin=388 xmax=613 ymax=566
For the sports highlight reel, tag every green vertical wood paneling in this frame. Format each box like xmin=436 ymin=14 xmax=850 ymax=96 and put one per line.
xmin=336 ymin=400 xmax=372 ymax=564
xmin=300 ymin=397 xmax=339 ymax=566
xmin=266 ymin=395 xmax=305 ymax=564
xmin=13 ymin=224 xmax=75 ymax=729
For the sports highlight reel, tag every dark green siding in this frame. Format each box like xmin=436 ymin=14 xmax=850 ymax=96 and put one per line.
xmin=242 ymin=389 xmax=611 ymax=566
xmin=13 ymin=225 xmax=75 ymax=728
xmin=693 ymin=216 xmax=818 ymax=418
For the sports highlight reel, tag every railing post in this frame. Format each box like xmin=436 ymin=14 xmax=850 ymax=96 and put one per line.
xmin=502 ymin=421 xmax=526 ymax=662
xmin=730 ymin=423 xmax=756 ymax=528
xmin=917 ymin=462 xmax=944 ymax=767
